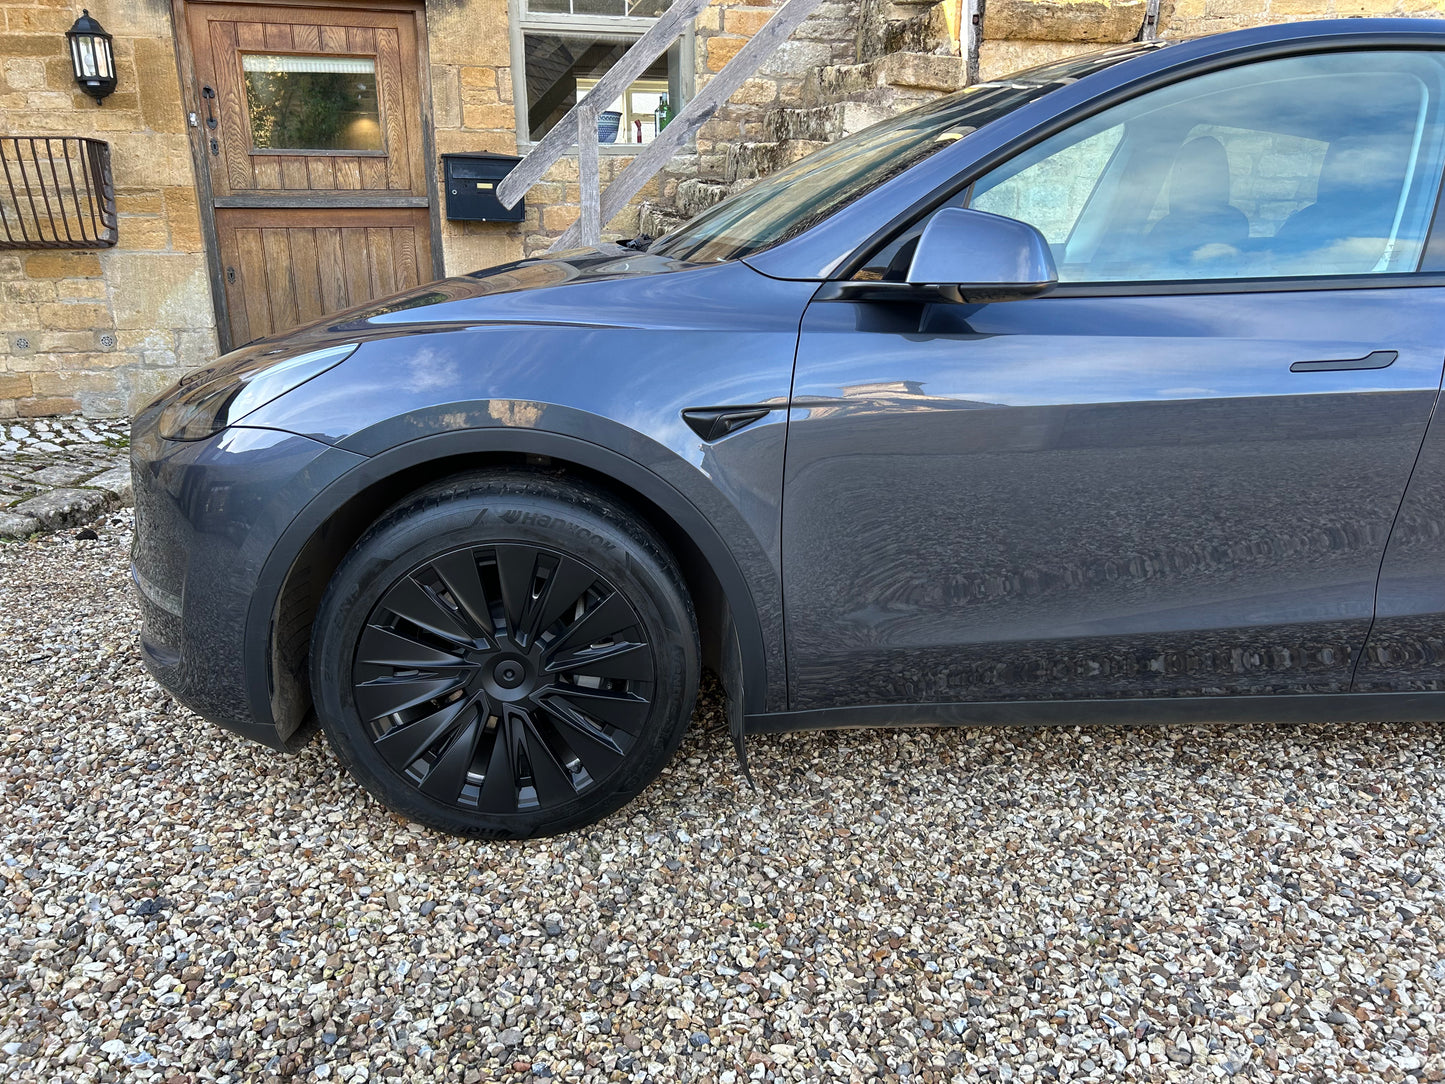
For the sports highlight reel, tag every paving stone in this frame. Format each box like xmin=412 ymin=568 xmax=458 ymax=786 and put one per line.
xmin=13 ymin=488 xmax=110 ymax=530
xmin=0 ymin=512 xmax=40 ymax=540
xmin=0 ymin=415 xmax=131 ymax=537
xmin=24 ymin=464 xmax=92 ymax=486
xmin=83 ymin=465 xmax=133 ymax=502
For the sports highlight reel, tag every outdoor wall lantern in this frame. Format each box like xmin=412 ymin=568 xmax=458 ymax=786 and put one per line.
xmin=67 ymin=10 xmax=116 ymax=103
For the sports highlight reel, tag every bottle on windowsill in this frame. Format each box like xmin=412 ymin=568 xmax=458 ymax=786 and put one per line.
xmin=655 ymin=93 xmax=673 ymax=134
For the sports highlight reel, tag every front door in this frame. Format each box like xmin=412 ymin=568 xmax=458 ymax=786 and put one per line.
xmin=184 ymin=0 xmax=435 ymax=348
xmin=782 ymin=48 xmax=1445 ymax=711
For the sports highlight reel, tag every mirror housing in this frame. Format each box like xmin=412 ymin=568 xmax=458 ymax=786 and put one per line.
xmin=906 ymin=207 xmax=1057 ymax=303
xmin=820 ymin=207 xmax=1058 ymax=305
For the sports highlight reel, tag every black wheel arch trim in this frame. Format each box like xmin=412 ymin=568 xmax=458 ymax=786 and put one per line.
xmin=242 ymin=424 xmax=780 ymax=743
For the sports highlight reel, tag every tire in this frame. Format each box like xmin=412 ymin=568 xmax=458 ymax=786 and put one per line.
xmin=310 ymin=471 xmax=699 ymax=839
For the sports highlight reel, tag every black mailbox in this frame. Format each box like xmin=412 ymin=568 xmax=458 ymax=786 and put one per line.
xmin=441 ymin=152 xmax=525 ymax=222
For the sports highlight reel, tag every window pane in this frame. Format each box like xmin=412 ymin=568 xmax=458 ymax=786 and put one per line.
xmin=972 ymin=127 xmax=1122 ymax=244
xmin=969 ymin=52 xmax=1445 ymax=282
xmin=243 ymin=54 xmax=382 ymax=152
xmin=523 ymin=33 xmax=675 ymax=143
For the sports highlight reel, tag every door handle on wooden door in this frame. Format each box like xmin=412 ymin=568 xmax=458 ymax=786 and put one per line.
xmin=1290 ymin=350 xmax=1398 ymax=373
xmin=201 ymin=85 xmax=220 ymax=155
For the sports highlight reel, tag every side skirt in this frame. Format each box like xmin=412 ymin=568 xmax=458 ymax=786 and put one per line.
xmin=744 ymin=691 xmax=1445 ymax=735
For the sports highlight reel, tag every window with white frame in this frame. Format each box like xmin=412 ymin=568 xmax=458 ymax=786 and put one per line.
xmin=510 ymin=0 xmax=692 ymax=145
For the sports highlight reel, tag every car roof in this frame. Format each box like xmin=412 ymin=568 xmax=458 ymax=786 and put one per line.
xmin=744 ymin=17 xmax=1445 ymax=281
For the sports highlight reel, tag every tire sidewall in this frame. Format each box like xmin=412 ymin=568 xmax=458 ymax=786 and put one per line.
xmin=311 ymin=478 xmax=698 ymax=838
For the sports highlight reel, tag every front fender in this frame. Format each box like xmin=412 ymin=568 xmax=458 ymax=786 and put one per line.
xmin=241 ymin=418 xmax=789 ymax=739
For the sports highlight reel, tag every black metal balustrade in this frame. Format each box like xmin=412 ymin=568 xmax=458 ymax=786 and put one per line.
xmin=0 ymin=136 xmax=118 ymax=250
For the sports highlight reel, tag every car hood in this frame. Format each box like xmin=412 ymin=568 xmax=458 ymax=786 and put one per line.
xmin=255 ymin=243 xmax=713 ymax=350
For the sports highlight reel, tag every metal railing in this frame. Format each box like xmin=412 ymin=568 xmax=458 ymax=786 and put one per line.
xmin=496 ymin=0 xmax=829 ymax=252
xmin=0 ymin=136 xmax=118 ymax=250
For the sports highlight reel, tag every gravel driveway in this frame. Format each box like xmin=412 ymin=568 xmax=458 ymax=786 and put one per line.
xmin=2 ymin=511 xmax=1443 ymax=1083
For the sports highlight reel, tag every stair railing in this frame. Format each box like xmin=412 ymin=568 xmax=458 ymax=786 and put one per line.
xmin=495 ymin=0 xmax=830 ymax=252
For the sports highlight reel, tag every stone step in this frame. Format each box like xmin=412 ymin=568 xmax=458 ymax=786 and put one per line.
xmin=725 ymin=138 xmax=831 ymax=183
xmin=639 ymin=204 xmax=688 ymax=239
xmin=805 ymin=51 xmax=968 ymax=105
xmin=763 ymin=99 xmax=897 ymax=142
xmin=673 ymin=177 xmax=733 ymax=217
xmin=883 ymin=2 xmax=957 ymax=57
xmin=857 ymin=0 xmax=957 ymax=63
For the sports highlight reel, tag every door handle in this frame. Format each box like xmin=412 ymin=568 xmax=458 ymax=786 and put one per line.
xmin=1290 ymin=350 xmax=1397 ymax=373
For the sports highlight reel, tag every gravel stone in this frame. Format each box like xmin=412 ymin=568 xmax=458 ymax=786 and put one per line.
xmin=1 ymin=509 xmax=1444 ymax=1083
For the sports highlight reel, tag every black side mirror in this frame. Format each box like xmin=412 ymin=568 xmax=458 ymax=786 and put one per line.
xmin=819 ymin=207 xmax=1058 ymax=305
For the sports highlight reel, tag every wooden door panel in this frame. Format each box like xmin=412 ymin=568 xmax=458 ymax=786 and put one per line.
xmin=230 ymin=228 xmax=272 ymax=343
xmin=217 ymin=207 xmax=433 ymax=344
xmin=315 ymin=227 xmax=348 ymax=312
xmin=375 ymin=28 xmax=409 ymax=191
xmin=260 ymin=227 xmax=300 ymax=331
xmin=333 ymin=156 xmax=362 ymax=190
xmin=207 ymin=19 xmax=253 ymax=193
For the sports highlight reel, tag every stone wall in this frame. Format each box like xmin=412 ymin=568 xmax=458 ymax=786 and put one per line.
xmin=985 ymin=0 xmax=1445 ymax=81
xmin=0 ymin=0 xmax=213 ymax=419
xmin=691 ymin=0 xmax=858 ymax=166
xmin=980 ymin=0 xmax=1144 ymax=80
xmin=425 ymin=0 xmax=527 ymax=270
xmin=1164 ymin=0 xmax=1442 ymax=37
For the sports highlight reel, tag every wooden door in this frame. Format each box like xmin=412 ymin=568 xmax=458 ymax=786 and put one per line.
xmin=184 ymin=1 xmax=435 ymax=347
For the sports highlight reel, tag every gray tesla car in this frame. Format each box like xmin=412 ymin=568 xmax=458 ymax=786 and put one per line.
xmin=133 ymin=19 xmax=1445 ymax=837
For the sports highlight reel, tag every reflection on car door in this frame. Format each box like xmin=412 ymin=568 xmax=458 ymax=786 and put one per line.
xmin=780 ymin=49 xmax=1445 ymax=713
xmin=783 ymin=291 xmax=1445 ymax=710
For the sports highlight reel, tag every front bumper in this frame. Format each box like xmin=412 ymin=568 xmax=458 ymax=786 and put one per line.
xmin=130 ymin=408 xmax=362 ymax=748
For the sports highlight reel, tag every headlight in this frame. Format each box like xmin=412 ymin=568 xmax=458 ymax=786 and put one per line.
xmin=158 ymin=343 xmax=358 ymax=441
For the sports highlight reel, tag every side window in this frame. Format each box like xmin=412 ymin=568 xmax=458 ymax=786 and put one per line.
xmin=1143 ymin=124 xmax=1328 ymax=242
xmin=972 ymin=127 xmax=1123 ymax=244
xmin=962 ymin=51 xmax=1445 ymax=283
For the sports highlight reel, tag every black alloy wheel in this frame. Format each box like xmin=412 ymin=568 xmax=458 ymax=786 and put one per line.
xmin=311 ymin=473 xmax=699 ymax=838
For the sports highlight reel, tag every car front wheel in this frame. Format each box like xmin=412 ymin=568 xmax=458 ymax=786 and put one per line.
xmin=310 ymin=471 xmax=699 ymax=838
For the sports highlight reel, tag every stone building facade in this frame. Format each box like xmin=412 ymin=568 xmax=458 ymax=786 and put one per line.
xmin=0 ymin=0 xmax=1439 ymax=418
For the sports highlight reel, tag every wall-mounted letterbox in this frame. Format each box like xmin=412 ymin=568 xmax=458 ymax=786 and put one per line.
xmin=441 ymin=152 xmax=525 ymax=222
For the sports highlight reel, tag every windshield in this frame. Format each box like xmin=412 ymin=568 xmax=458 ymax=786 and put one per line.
xmin=650 ymin=43 xmax=1160 ymax=265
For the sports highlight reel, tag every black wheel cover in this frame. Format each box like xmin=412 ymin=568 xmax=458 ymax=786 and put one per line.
xmin=350 ymin=542 xmax=657 ymax=815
